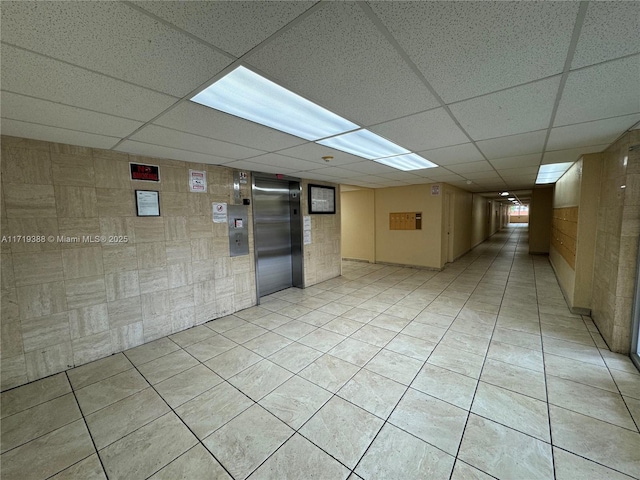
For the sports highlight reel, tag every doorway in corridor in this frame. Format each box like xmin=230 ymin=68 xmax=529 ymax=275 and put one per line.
xmin=252 ymin=175 xmax=303 ymax=298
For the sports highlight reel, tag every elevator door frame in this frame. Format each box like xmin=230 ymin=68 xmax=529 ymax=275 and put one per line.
xmin=252 ymin=173 xmax=304 ymax=301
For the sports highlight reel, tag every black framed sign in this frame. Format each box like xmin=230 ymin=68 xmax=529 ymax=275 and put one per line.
xmin=308 ymin=184 xmax=336 ymax=214
xmin=135 ymin=190 xmax=160 ymax=217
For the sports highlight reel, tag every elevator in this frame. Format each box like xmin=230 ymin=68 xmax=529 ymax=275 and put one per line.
xmin=252 ymin=175 xmax=303 ymax=298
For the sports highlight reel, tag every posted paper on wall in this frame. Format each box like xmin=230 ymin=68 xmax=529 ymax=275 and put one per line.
xmin=213 ymin=202 xmax=227 ymax=223
xmin=303 ymin=215 xmax=312 ymax=245
xmin=189 ymin=169 xmax=207 ymax=192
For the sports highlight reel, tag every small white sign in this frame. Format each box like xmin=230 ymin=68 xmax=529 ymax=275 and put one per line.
xmin=189 ymin=169 xmax=207 ymax=192
xmin=213 ymin=202 xmax=227 ymax=223
xmin=431 ymin=184 xmax=441 ymax=196
xmin=303 ymin=230 xmax=312 ymax=245
xmin=303 ymin=215 xmax=311 ymax=231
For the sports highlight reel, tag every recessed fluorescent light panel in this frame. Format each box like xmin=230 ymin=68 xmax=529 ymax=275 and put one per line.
xmin=375 ymin=153 xmax=438 ymax=171
xmin=191 ymin=66 xmax=358 ymax=141
xmin=535 ymin=162 xmax=574 ymax=184
xmin=317 ymin=129 xmax=409 ymax=160
xmin=191 ymin=66 xmax=438 ymax=171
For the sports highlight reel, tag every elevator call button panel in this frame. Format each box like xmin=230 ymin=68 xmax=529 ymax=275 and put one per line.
xmin=228 ymin=204 xmax=249 ymax=257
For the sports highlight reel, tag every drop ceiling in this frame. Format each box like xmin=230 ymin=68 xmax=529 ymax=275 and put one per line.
xmin=1 ymin=1 xmax=639 ymax=194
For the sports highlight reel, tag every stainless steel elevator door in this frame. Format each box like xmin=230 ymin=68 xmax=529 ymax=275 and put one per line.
xmin=254 ymin=178 xmax=293 ymax=296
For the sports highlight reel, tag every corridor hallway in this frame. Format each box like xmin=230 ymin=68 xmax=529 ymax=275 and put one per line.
xmin=1 ymin=225 xmax=639 ymax=479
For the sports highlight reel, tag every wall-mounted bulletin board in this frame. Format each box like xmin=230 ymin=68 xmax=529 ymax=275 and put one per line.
xmin=390 ymin=212 xmax=422 ymax=230
xmin=308 ymin=184 xmax=335 ymax=214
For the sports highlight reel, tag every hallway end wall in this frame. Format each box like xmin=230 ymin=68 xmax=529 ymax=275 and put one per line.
xmin=375 ymin=185 xmax=442 ymax=268
xmin=340 ymin=188 xmax=375 ymax=263
xmin=529 ymin=186 xmax=553 ymax=254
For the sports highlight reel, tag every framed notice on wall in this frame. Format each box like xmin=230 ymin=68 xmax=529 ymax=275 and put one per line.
xmin=135 ymin=190 xmax=160 ymax=217
xmin=308 ymin=184 xmax=335 ymax=214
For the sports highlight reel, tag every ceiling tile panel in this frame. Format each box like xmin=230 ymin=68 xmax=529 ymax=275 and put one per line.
xmin=417 ymin=143 xmax=485 ymax=166
xmin=133 ymin=1 xmax=313 ymax=57
xmin=241 ymin=153 xmax=322 ymax=172
xmin=571 ymin=1 xmax=640 ymax=69
xmin=476 ymin=130 xmax=547 ymax=159
xmin=130 ymin=125 xmax=265 ymax=159
xmin=449 ymin=77 xmax=561 ymax=140
xmin=115 ymin=140 xmax=234 ymax=165
xmin=154 ymin=102 xmax=306 ymax=151
xmin=1 ymin=45 xmax=177 ymax=121
xmin=224 ymin=160 xmax=297 ymax=175
xmin=246 ymin=2 xmax=439 ymax=126
xmin=1 ymin=2 xmax=232 ymax=96
xmin=447 ymin=161 xmax=495 ymax=174
xmin=497 ymin=166 xmax=540 ymax=177
xmin=2 ymin=119 xmax=120 ymax=150
xmin=297 ymin=167 xmax=364 ymax=179
xmin=547 ymin=114 xmax=640 ymax=151
xmin=277 ymin=143 xmax=367 ymax=167
xmin=463 ymin=171 xmax=503 ymax=180
xmin=341 ymin=161 xmax=398 ymax=175
xmin=369 ymin=108 xmax=469 ymax=152
xmin=370 ymin=1 xmax=577 ymax=102
xmin=1 ymin=92 xmax=143 ymax=138
xmin=542 ymin=144 xmax=609 ymax=165
xmin=489 ymin=154 xmax=542 ymax=170
xmin=376 ymin=172 xmax=423 ymax=181
xmin=555 ymin=55 xmax=640 ymax=126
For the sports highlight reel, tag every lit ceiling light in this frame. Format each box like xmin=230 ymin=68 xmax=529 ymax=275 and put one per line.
xmin=374 ymin=153 xmax=437 ymax=171
xmin=535 ymin=162 xmax=574 ymax=184
xmin=317 ymin=129 xmax=409 ymax=160
xmin=191 ymin=66 xmax=358 ymax=141
xmin=500 ymin=192 xmax=509 ymax=196
xmin=507 ymin=197 xmax=515 ymax=200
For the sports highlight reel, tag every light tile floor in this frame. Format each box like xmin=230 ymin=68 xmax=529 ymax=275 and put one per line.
xmin=2 ymin=225 xmax=639 ymax=479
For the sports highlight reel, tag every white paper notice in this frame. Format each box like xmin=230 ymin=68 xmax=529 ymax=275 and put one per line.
xmin=303 ymin=216 xmax=311 ymax=231
xmin=213 ymin=202 xmax=227 ymax=223
xmin=304 ymin=230 xmax=312 ymax=245
xmin=189 ymin=169 xmax=207 ymax=192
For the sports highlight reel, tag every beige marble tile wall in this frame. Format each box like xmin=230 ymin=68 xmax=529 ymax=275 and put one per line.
xmin=592 ymin=130 xmax=640 ymax=353
xmin=0 ymin=135 xmax=258 ymax=389
xmin=301 ymin=181 xmax=342 ymax=287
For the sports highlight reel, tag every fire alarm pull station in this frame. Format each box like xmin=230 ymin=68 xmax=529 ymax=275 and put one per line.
xmin=228 ymin=205 xmax=249 ymax=257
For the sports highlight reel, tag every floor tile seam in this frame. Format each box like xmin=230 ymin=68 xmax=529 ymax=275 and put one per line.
xmin=127 ymin=357 xmax=247 ymax=480
xmin=475 ymin=377 xmax=547 ymax=404
xmin=0 ymin=394 xmax=86 ymax=456
xmin=555 ymin=446 xmax=640 ymax=480
xmin=449 ymin=226 xmax=523 ymax=466
xmin=0 ymin=388 xmax=75 ymax=423
xmin=122 ymin=337 xmax=182 ymax=369
xmin=544 ymin=396 xmax=640 ymax=434
xmin=68 ymin=362 xmax=136 ymax=393
xmin=134 ymin=344 xmax=207 ymax=386
xmin=600 ymin=362 xmax=640 ymax=432
xmin=532 ymin=249 xmax=561 ymax=480
xmin=593 ymin=347 xmax=640 ymax=433
xmin=541 ymin=348 xmax=609 ymax=368
xmin=64 ymin=370 xmax=108 ymax=479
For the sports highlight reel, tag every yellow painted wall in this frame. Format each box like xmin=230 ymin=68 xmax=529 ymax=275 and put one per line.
xmin=529 ymin=186 xmax=554 ymax=254
xmin=341 ymin=188 xmax=375 ymax=263
xmin=471 ymin=195 xmax=497 ymax=248
xmin=441 ymin=184 xmax=473 ymax=264
xmin=375 ymin=184 xmax=442 ymax=268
